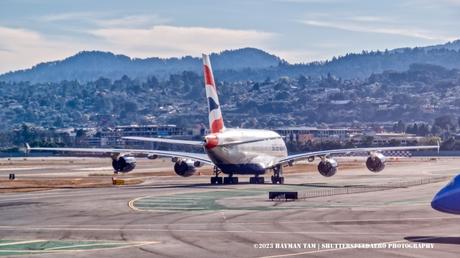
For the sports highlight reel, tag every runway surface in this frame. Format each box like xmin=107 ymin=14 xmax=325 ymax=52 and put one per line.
xmin=0 ymin=157 xmax=459 ymax=257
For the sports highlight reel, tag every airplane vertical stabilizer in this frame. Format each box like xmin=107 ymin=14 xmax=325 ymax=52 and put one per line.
xmin=202 ymin=54 xmax=225 ymax=133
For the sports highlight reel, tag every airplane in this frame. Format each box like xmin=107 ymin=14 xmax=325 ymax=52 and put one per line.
xmin=27 ymin=54 xmax=439 ymax=185
xmin=431 ymin=174 xmax=460 ymax=214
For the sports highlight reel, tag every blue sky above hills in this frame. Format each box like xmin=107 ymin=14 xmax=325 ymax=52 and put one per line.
xmin=0 ymin=0 xmax=459 ymax=73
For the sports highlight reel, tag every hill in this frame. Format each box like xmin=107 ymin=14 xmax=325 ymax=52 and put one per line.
xmin=1 ymin=40 xmax=460 ymax=83
xmin=0 ymin=48 xmax=281 ymax=83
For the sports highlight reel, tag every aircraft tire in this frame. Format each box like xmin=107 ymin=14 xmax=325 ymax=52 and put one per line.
xmin=257 ymin=177 xmax=264 ymax=184
xmin=211 ymin=177 xmax=223 ymax=185
xmin=279 ymin=177 xmax=284 ymax=184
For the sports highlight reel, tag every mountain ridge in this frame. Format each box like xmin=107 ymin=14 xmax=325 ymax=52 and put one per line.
xmin=1 ymin=40 xmax=460 ymax=83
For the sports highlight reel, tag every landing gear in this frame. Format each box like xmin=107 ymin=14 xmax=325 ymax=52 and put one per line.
xmin=210 ymin=176 xmax=223 ymax=184
xmin=210 ymin=166 xmax=223 ymax=185
xmin=271 ymin=165 xmax=284 ymax=184
xmin=249 ymin=175 xmax=265 ymax=184
xmin=223 ymin=175 xmax=239 ymax=184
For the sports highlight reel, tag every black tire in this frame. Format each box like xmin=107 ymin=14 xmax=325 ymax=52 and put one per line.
xmin=232 ymin=177 xmax=239 ymax=184
xmin=210 ymin=177 xmax=216 ymax=184
xmin=249 ymin=177 xmax=255 ymax=184
xmin=216 ymin=177 xmax=223 ymax=184
xmin=257 ymin=177 xmax=265 ymax=184
xmin=279 ymin=177 xmax=285 ymax=184
xmin=271 ymin=176 xmax=276 ymax=184
xmin=223 ymin=177 xmax=231 ymax=184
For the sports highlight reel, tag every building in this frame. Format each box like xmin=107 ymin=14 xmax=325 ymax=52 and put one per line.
xmin=351 ymin=132 xmax=437 ymax=146
xmin=275 ymin=127 xmax=362 ymax=144
xmin=98 ymin=125 xmax=191 ymax=148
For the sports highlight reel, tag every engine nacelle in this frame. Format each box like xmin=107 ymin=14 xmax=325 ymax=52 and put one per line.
xmin=174 ymin=159 xmax=197 ymax=177
xmin=318 ymin=158 xmax=338 ymax=177
xmin=112 ymin=156 xmax=136 ymax=173
xmin=366 ymin=153 xmax=386 ymax=173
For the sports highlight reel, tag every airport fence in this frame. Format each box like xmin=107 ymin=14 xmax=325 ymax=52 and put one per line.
xmin=298 ymin=175 xmax=451 ymax=199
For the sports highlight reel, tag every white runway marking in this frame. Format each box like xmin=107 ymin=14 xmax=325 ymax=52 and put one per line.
xmin=0 ymin=241 xmax=159 ymax=254
xmin=220 ymin=211 xmax=227 ymax=220
xmin=0 ymin=192 xmax=112 ymax=203
xmin=74 ymin=167 xmax=113 ymax=171
xmin=0 ymin=240 xmax=45 ymax=246
xmin=45 ymin=242 xmax=125 ymax=250
xmin=0 ymin=167 xmax=55 ymax=171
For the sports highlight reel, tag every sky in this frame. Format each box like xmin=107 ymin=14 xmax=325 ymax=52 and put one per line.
xmin=0 ymin=0 xmax=459 ymax=73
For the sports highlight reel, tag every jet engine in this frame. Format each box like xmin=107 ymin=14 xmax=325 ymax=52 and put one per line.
xmin=174 ymin=159 xmax=198 ymax=177
xmin=317 ymin=158 xmax=338 ymax=177
xmin=366 ymin=153 xmax=386 ymax=172
xmin=112 ymin=156 xmax=136 ymax=173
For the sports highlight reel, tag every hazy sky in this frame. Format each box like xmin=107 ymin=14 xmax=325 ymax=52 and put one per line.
xmin=0 ymin=0 xmax=459 ymax=73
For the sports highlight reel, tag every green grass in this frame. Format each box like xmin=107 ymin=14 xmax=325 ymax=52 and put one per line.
xmin=0 ymin=240 xmax=129 ymax=256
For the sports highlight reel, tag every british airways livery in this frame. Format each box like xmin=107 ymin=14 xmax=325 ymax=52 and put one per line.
xmin=27 ymin=54 xmax=439 ymax=184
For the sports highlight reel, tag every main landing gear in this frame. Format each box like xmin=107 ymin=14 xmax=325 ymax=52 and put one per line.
xmin=249 ymin=175 xmax=265 ymax=184
xmin=210 ymin=167 xmax=239 ymax=184
xmin=271 ymin=165 xmax=284 ymax=184
xmin=210 ymin=166 xmax=284 ymax=185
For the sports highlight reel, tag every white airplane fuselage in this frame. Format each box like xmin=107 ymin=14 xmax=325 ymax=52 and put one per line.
xmin=204 ymin=128 xmax=288 ymax=175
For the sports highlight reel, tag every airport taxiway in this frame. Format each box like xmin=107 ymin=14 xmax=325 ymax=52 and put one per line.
xmin=0 ymin=157 xmax=459 ymax=257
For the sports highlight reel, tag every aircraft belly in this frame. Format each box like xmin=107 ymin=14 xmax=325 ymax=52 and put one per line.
xmin=205 ymin=138 xmax=287 ymax=175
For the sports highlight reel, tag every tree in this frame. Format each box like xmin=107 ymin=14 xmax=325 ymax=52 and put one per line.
xmin=393 ymin=120 xmax=406 ymax=133
xmin=362 ymin=136 xmax=374 ymax=146
xmin=434 ymin=115 xmax=456 ymax=132
xmin=75 ymin=129 xmax=86 ymax=138
xmin=405 ymin=123 xmax=418 ymax=134
xmin=417 ymin=124 xmax=430 ymax=136
xmin=298 ymin=75 xmax=308 ymax=88
xmin=440 ymin=137 xmax=456 ymax=151
xmin=145 ymin=75 xmax=159 ymax=89
xmin=123 ymin=101 xmax=138 ymax=113
xmin=14 ymin=124 xmax=37 ymax=145
xmin=431 ymin=125 xmax=442 ymax=135
xmin=95 ymin=77 xmax=111 ymax=89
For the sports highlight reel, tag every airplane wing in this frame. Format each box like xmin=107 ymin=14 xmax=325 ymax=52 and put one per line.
xmin=124 ymin=136 xmax=281 ymax=147
xmin=123 ymin=137 xmax=203 ymax=146
xmin=276 ymin=145 xmax=439 ymax=165
xmin=26 ymin=144 xmax=213 ymax=164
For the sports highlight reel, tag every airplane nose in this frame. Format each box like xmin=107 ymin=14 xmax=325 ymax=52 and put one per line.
xmin=431 ymin=195 xmax=446 ymax=213
xmin=204 ymin=135 xmax=218 ymax=149
xmin=430 ymin=193 xmax=459 ymax=214
xmin=431 ymin=175 xmax=460 ymax=214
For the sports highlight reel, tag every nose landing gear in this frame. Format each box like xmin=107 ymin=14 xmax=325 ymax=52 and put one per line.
xmin=271 ymin=165 xmax=284 ymax=184
xmin=210 ymin=166 xmax=223 ymax=184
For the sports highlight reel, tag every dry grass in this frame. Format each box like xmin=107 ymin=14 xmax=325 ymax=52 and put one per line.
xmin=0 ymin=157 xmax=436 ymax=193
xmin=0 ymin=177 xmax=144 ymax=193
